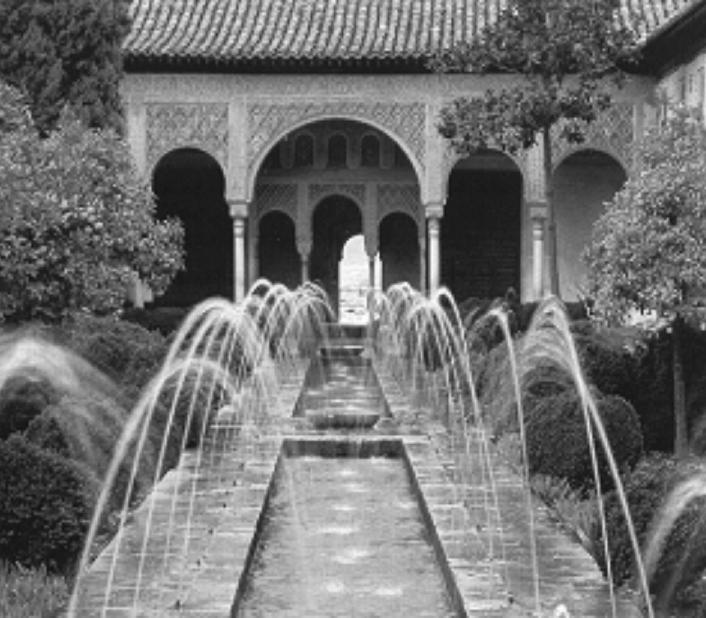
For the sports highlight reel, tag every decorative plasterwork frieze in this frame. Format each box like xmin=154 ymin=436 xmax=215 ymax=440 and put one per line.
xmin=248 ymin=102 xmax=426 ymax=175
xmin=308 ymin=183 xmax=366 ymax=207
xmin=253 ymin=183 xmax=297 ymax=220
xmin=145 ymin=103 xmax=228 ymax=173
xmin=551 ymin=102 xmax=634 ymax=170
xmin=377 ymin=184 xmax=421 ymax=221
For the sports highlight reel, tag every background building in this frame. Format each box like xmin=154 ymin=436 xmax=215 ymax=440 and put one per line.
xmin=122 ymin=0 xmax=705 ymax=311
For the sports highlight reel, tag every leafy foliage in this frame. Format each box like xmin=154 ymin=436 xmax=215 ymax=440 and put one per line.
xmin=0 ymin=0 xmax=130 ymax=133
xmin=526 ymin=390 xmax=643 ymax=490
xmin=0 ymin=82 xmax=184 ymax=322
xmin=595 ymin=454 xmax=706 ymax=612
xmin=0 ymin=562 xmax=69 ymax=618
xmin=586 ymin=106 xmax=706 ymax=322
xmin=434 ymin=0 xmax=638 ymax=155
xmin=0 ymin=435 xmax=95 ymax=574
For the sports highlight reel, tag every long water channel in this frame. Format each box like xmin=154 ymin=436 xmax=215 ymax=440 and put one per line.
xmin=235 ymin=356 xmax=458 ymax=617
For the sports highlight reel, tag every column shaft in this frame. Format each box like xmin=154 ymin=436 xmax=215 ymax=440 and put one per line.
xmin=532 ymin=217 xmax=545 ymax=300
xmin=428 ymin=217 xmax=441 ymax=294
xmin=233 ymin=218 xmax=246 ymax=301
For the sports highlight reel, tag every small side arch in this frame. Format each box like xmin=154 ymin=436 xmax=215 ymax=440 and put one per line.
xmin=152 ymin=147 xmax=232 ymax=305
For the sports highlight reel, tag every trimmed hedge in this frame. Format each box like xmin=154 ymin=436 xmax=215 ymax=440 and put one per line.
xmin=526 ymin=390 xmax=643 ymax=490
xmin=595 ymin=454 xmax=706 ymax=613
xmin=476 ymin=340 xmax=574 ymax=437
xmin=60 ymin=314 xmax=167 ymax=402
xmin=0 ymin=376 xmax=57 ymax=439
xmin=0 ymin=435 xmax=95 ymax=574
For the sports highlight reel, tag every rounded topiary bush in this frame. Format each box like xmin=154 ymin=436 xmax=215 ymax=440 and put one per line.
xmin=575 ymin=329 xmax=635 ymax=400
xmin=595 ymin=454 xmax=706 ymax=613
xmin=0 ymin=375 xmax=58 ymax=439
xmin=0 ymin=435 xmax=95 ymax=573
xmin=526 ymin=390 xmax=643 ymax=490
xmin=62 ymin=314 xmax=167 ymax=401
xmin=476 ymin=342 xmax=575 ymax=437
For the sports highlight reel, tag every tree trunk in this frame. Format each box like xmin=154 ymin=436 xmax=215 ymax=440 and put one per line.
xmin=542 ymin=126 xmax=560 ymax=296
xmin=673 ymin=314 xmax=688 ymax=457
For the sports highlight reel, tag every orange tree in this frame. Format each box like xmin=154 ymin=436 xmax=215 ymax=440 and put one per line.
xmin=0 ymin=82 xmax=183 ymax=322
xmin=432 ymin=0 xmax=638 ymax=295
xmin=586 ymin=107 xmax=706 ymax=456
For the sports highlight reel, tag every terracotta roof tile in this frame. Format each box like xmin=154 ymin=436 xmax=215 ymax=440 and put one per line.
xmin=123 ymin=0 xmax=700 ymax=68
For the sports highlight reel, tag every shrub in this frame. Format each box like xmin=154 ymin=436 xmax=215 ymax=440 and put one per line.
xmin=526 ymin=390 xmax=643 ymax=490
xmin=477 ymin=341 xmax=574 ymax=437
xmin=630 ymin=330 xmax=674 ymax=452
xmin=122 ymin=306 xmax=190 ymax=336
xmin=23 ymin=410 xmax=72 ymax=458
xmin=574 ymin=329 xmax=635 ymax=399
xmin=0 ymin=375 xmax=58 ymax=439
xmin=61 ymin=314 xmax=167 ymax=402
xmin=0 ymin=435 xmax=95 ymax=573
xmin=595 ymin=454 xmax=706 ymax=614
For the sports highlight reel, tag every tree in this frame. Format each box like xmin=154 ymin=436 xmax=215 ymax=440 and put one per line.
xmin=432 ymin=0 xmax=638 ymax=296
xmin=0 ymin=0 xmax=130 ymax=134
xmin=586 ymin=106 xmax=706 ymax=456
xmin=0 ymin=82 xmax=184 ymax=322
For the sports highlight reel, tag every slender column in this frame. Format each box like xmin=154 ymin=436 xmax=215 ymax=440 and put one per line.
xmin=418 ymin=234 xmax=427 ymax=294
xmin=531 ymin=216 xmax=546 ymax=300
xmin=229 ymin=200 xmax=248 ymax=302
xmin=249 ymin=232 xmax=259 ymax=287
xmin=298 ymin=239 xmax=311 ymax=285
xmin=233 ymin=218 xmax=246 ymax=301
xmin=300 ymin=251 xmax=310 ymax=284
xmin=427 ymin=216 xmax=441 ymax=294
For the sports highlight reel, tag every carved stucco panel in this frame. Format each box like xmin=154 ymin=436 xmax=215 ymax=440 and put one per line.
xmin=308 ymin=183 xmax=366 ymax=207
xmin=145 ymin=103 xmax=228 ymax=173
xmin=248 ymin=102 xmax=426 ymax=176
xmin=377 ymin=184 xmax=421 ymax=221
xmin=551 ymin=102 xmax=634 ymax=170
xmin=253 ymin=184 xmax=298 ymax=221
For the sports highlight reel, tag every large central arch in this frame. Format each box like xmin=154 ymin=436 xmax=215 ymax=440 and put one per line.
xmin=251 ymin=118 xmax=423 ymax=304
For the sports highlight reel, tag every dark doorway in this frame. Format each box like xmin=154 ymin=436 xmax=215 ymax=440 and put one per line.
xmin=152 ymin=148 xmax=232 ymax=306
xmin=443 ymin=153 xmax=522 ymax=303
xmin=310 ymin=195 xmax=362 ymax=313
xmin=258 ymin=211 xmax=300 ymax=289
xmin=379 ymin=213 xmax=419 ymax=290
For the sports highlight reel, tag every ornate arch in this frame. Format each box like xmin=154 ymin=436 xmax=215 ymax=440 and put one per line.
xmin=308 ymin=183 xmax=366 ymax=218
xmin=442 ymin=147 xmax=526 ymax=200
xmin=252 ymin=183 xmax=298 ymax=223
xmin=376 ymin=184 xmax=421 ymax=224
xmin=246 ymin=102 xmax=426 ymax=198
xmin=551 ymin=102 xmax=634 ymax=173
xmin=552 ymin=145 xmax=628 ymax=175
xmin=145 ymin=103 xmax=228 ymax=176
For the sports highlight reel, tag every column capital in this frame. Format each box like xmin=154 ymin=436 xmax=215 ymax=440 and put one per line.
xmin=233 ymin=217 xmax=246 ymax=236
xmin=428 ymin=217 xmax=441 ymax=234
xmin=424 ymin=202 xmax=444 ymax=219
xmin=527 ymin=200 xmax=548 ymax=221
xmin=296 ymin=237 xmax=312 ymax=257
xmin=228 ymin=199 xmax=249 ymax=219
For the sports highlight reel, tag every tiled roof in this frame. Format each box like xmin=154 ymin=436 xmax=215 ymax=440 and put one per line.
xmin=124 ymin=0 xmax=700 ymax=69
